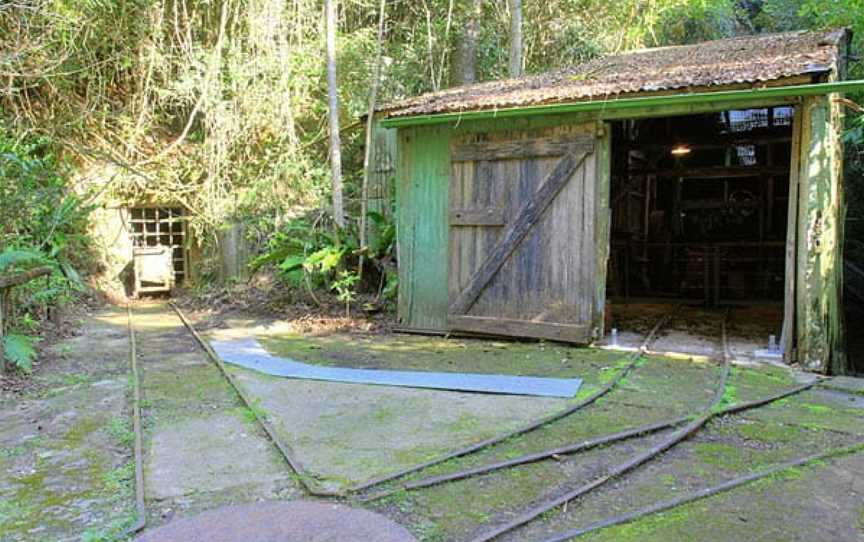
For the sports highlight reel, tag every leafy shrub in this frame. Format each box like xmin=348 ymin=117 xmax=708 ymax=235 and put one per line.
xmin=251 ymin=210 xmax=398 ymax=305
xmin=0 ymin=250 xmax=47 ymax=272
xmin=332 ymin=271 xmax=360 ymax=316
xmin=250 ymin=217 xmax=354 ymax=286
xmin=0 ymin=130 xmax=94 ymax=373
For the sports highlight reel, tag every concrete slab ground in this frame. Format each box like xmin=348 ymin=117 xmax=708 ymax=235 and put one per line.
xmin=207 ymin=316 xmax=635 ymax=494
xmin=132 ymin=303 xmax=301 ymax=527
xmin=4 ymin=302 xmax=863 ymax=542
xmin=600 ymin=304 xmax=788 ymax=365
xmin=145 ymin=412 xmax=290 ymax=500
xmin=228 ymin=368 xmax=570 ymax=493
xmin=0 ymin=308 xmax=136 ymax=542
xmin=825 ymin=376 xmax=864 ymax=395
xmin=136 ymin=501 xmax=417 ymax=542
xmin=208 ymin=313 xmax=861 ymax=542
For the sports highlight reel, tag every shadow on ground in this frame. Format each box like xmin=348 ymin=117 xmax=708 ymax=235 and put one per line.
xmin=2 ymin=302 xmax=863 ymax=542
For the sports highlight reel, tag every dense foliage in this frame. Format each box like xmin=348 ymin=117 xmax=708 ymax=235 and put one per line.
xmin=0 ymin=0 xmax=861 ymax=325
xmin=0 ymin=129 xmax=92 ymax=370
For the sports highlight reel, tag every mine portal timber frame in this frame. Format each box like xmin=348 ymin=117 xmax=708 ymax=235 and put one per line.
xmin=382 ymin=79 xmax=864 ymax=374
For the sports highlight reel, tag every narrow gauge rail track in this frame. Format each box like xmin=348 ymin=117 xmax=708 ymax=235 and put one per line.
xmin=542 ymin=440 xmax=864 ymax=541
xmin=465 ymin=312 xmax=825 ymax=542
xmin=359 ymin=308 xmax=679 ymax=501
xmin=124 ymin=302 xmax=838 ymax=541
xmin=467 ymin=311 xmax=735 ymax=541
xmin=354 ymin=308 xmax=679 ymax=495
xmin=362 ymin=380 xmax=815 ymax=502
xmin=168 ymin=302 xmax=331 ymax=496
xmin=170 ymin=302 xmax=677 ymax=497
xmin=124 ymin=304 xmax=147 ymax=537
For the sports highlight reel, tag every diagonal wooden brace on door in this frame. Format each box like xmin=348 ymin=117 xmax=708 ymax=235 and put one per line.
xmin=448 ymin=140 xmax=595 ymax=316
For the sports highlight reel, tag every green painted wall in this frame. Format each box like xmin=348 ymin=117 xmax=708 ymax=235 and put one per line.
xmin=394 ymin=99 xmax=809 ymax=332
xmin=396 ymin=125 xmax=452 ymax=330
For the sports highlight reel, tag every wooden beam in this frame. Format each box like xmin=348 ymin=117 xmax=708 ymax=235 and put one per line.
xmin=781 ymin=106 xmax=803 ymax=362
xmin=627 ymin=166 xmax=788 ymax=178
xmin=448 ymin=315 xmax=590 ymax=343
xmin=620 ymin=135 xmax=792 ymax=151
xmin=449 ymin=143 xmax=594 ymax=315
xmin=452 ymin=137 xmax=593 ymax=162
xmin=0 ymin=266 xmax=52 ymax=289
xmin=449 ymin=208 xmax=506 ymax=226
xmin=796 ymin=96 xmax=829 ymax=373
xmin=594 ymin=123 xmax=611 ymax=339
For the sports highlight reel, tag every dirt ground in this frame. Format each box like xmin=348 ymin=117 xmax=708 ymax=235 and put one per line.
xmin=1 ymin=300 xmax=863 ymax=541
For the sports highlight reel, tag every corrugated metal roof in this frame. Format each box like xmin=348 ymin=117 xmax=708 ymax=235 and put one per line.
xmin=383 ymin=29 xmax=848 ymax=118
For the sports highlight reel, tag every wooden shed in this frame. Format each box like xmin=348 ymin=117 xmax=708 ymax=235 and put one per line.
xmin=374 ymin=29 xmax=863 ymax=374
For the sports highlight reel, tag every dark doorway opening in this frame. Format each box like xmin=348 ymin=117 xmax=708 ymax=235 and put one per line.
xmin=606 ymin=106 xmax=794 ymax=306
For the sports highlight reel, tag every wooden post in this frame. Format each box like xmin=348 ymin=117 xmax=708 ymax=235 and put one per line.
xmin=795 ymin=94 xmax=846 ymax=373
xmin=594 ymin=122 xmax=611 ymax=338
xmin=781 ymin=106 xmax=803 ymax=362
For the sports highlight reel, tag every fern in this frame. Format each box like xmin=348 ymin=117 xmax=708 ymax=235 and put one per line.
xmin=3 ymin=334 xmax=36 ymax=372
xmin=0 ymin=249 xmax=46 ymax=272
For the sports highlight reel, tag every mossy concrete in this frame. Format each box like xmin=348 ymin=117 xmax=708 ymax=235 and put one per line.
xmin=572 ymin=449 xmax=864 ymax=542
xmin=5 ymin=304 xmax=862 ymax=542
xmin=386 ymin=383 xmax=862 ymax=542
xmin=0 ymin=308 xmax=136 ymax=542
xmin=132 ymin=303 xmax=300 ymax=527
xmin=201 ymin=314 xmax=863 ymax=541
xmin=227 ymin=367 xmax=573 ymax=494
xmin=145 ymin=412 xmax=291 ymax=500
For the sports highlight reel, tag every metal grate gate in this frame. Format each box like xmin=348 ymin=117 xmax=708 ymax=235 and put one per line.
xmin=129 ymin=208 xmax=187 ymax=284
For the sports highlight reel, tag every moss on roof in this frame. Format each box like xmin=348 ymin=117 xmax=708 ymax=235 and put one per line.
xmin=383 ymin=29 xmax=849 ymax=118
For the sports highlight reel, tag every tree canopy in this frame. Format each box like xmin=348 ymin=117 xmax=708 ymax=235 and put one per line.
xmin=0 ymin=0 xmax=861 ymax=241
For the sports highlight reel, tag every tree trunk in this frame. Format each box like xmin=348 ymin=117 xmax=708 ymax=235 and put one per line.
xmin=452 ymin=0 xmax=481 ymax=86
xmin=359 ymin=0 xmax=387 ymax=280
xmin=508 ymin=0 xmax=522 ymax=77
xmin=326 ymin=0 xmax=345 ymax=228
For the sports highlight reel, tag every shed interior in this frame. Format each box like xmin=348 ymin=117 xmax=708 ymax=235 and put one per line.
xmin=606 ymin=106 xmax=794 ymax=307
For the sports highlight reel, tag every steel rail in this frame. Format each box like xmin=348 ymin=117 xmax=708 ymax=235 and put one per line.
xmin=352 ymin=309 xmax=676 ymax=493
xmin=169 ymin=302 xmax=343 ymax=497
xmin=362 ymin=377 xmax=816 ymax=502
xmin=542 ymin=441 xmax=864 ymax=541
xmin=467 ymin=312 xmax=733 ymax=542
xmin=124 ymin=304 xmax=147 ymax=536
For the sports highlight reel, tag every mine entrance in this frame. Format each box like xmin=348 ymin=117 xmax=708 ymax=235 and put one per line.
xmin=607 ymin=106 xmax=794 ymax=307
xmin=129 ymin=207 xmax=188 ymax=285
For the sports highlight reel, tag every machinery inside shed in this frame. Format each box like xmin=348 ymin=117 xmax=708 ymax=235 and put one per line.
xmin=606 ymin=106 xmax=794 ymax=307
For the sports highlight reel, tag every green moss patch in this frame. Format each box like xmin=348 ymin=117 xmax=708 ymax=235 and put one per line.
xmin=693 ymin=442 xmax=750 ymax=471
xmin=257 ymin=333 xmax=625 ymax=387
xmin=745 ymin=393 xmax=864 ymax=436
xmin=735 ymin=420 xmax=808 ymax=444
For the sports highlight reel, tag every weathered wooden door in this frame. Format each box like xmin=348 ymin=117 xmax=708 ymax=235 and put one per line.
xmin=448 ymin=126 xmax=601 ymax=343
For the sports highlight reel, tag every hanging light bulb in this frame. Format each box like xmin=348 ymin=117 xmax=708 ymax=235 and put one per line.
xmin=670 ymin=145 xmax=691 ymax=156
